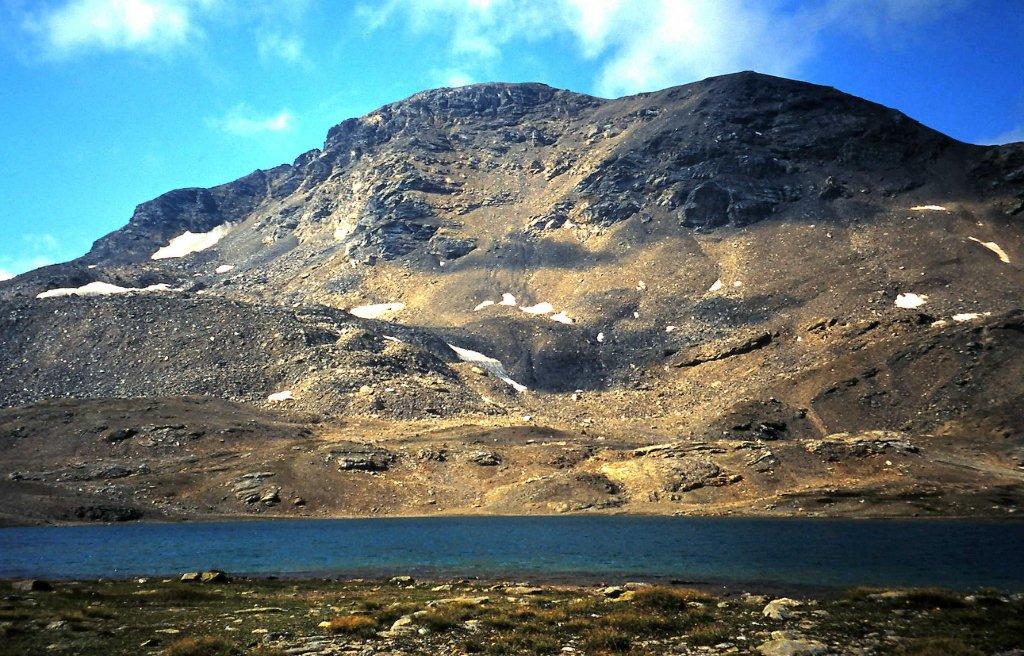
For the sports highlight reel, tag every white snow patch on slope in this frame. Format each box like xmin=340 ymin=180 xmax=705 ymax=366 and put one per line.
xmin=349 ymin=302 xmax=405 ymax=319
xmin=447 ymin=343 xmax=527 ymax=392
xmin=37 ymin=282 xmax=176 ymax=299
xmin=597 ymin=332 xmax=605 ymax=343
xmin=895 ymin=293 xmax=928 ymax=309
xmin=550 ymin=311 xmax=573 ymax=325
xmin=499 ymin=293 xmax=517 ymax=306
xmin=151 ymin=224 xmax=233 ymax=260
xmin=910 ymin=205 xmax=947 ymax=211
xmin=215 ymin=264 xmax=235 ymax=274
xmin=267 ymin=391 xmax=294 ymax=402
xmin=708 ymin=279 xmax=723 ymax=293
xmin=952 ymin=312 xmax=991 ymax=322
xmin=474 ymin=300 xmax=495 ymax=311
xmin=969 ymin=237 xmax=1010 ymax=264
xmin=521 ymin=302 xmax=554 ymax=315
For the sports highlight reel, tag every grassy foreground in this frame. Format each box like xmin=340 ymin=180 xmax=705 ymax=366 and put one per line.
xmin=1 ymin=578 xmax=1023 ymax=656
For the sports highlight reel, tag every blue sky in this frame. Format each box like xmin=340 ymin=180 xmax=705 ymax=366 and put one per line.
xmin=1 ymin=0 xmax=1022 ymax=278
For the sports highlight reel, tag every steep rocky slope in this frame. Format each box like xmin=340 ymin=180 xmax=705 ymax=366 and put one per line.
xmin=1 ymin=71 xmax=1023 ymax=523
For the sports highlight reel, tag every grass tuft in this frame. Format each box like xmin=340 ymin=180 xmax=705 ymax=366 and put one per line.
xmin=631 ymin=586 xmax=715 ymax=611
xmin=892 ymin=637 xmax=984 ymax=656
xmin=583 ymin=627 xmax=632 ymax=654
xmin=163 ymin=636 xmax=236 ymax=656
xmin=325 ymin=614 xmax=377 ymax=636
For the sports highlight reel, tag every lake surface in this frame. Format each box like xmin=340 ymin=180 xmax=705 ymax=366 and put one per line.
xmin=2 ymin=516 xmax=1023 ymax=589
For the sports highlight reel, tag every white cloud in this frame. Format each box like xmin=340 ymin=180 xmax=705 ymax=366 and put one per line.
xmin=362 ymin=0 xmax=966 ymax=97
xmin=978 ymin=124 xmax=1024 ymax=146
xmin=0 ymin=269 xmax=14 ymax=281
xmin=431 ymin=67 xmax=475 ymax=87
xmin=257 ymin=31 xmax=305 ymax=65
xmin=25 ymin=0 xmax=215 ymax=58
xmin=209 ymin=104 xmax=295 ymax=136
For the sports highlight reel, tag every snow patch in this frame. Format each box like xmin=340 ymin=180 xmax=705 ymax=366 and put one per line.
xmin=267 ymin=391 xmax=294 ymax=403
xmin=37 ymin=281 xmax=176 ymax=299
xmin=895 ymin=293 xmax=928 ymax=309
xmin=215 ymin=264 xmax=235 ymax=274
xmin=969 ymin=237 xmax=1010 ymax=264
xmin=499 ymin=293 xmax=517 ymax=306
xmin=666 ymin=326 xmax=676 ymax=333
xmin=151 ymin=224 xmax=233 ymax=260
xmin=597 ymin=332 xmax=605 ymax=343
xmin=447 ymin=343 xmax=527 ymax=392
xmin=349 ymin=302 xmax=405 ymax=320
xmin=952 ymin=312 xmax=991 ymax=323
xmin=550 ymin=311 xmax=573 ymax=325
xmin=473 ymin=300 xmax=495 ymax=311
xmin=382 ymin=335 xmax=404 ymax=343
xmin=521 ymin=302 xmax=554 ymax=315
xmin=708 ymin=279 xmax=723 ymax=293
xmin=910 ymin=205 xmax=947 ymax=211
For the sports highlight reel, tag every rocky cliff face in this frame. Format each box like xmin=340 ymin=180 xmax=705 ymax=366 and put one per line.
xmin=2 ymin=72 xmax=1023 ymax=523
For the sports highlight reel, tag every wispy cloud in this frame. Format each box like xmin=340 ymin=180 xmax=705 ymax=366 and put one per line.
xmin=22 ymin=0 xmax=218 ymax=58
xmin=208 ymin=104 xmax=296 ymax=136
xmin=0 ymin=233 xmax=66 ymax=277
xmin=431 ymin=67 xmax=475 ymax=88
xmin=978 ymin=124 xmax=1024 ymax=146
xmin=256 ymin=31 xmax=305 ymax=65
xmin=361 ymin=0 xmax=967 ymax=97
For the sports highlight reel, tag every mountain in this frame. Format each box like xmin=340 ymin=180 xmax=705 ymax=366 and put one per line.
xmin=2 ymin=71 xmax=1023 ymax=525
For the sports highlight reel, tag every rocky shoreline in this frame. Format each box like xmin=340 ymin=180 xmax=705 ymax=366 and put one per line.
xmin=2 ymin=576 xmax=1022 ymax=655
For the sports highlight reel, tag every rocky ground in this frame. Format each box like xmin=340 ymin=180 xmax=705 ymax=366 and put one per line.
xmin=0 ymin=394 xmax=1022 ymax=525
xmin=2 ymin=577 xmax=1023 ymax=655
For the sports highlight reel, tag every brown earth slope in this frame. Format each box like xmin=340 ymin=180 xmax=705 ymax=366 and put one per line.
xmin=1 ymin=71 xmax=1022 ymax=524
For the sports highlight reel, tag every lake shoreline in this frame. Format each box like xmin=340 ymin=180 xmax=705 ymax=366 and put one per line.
xmin=2 ymin=576 xmax=1022 ymax=655
xmin=4 ymin=508 xmax=1024 ymax=530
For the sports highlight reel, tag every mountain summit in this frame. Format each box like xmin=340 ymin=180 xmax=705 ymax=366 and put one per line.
xmin=1 ymin=72 xmax=1023 ymax=524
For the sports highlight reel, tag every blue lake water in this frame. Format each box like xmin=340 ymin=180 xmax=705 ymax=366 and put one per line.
xmin=2 ymin=516 xmax=1023 ymax=590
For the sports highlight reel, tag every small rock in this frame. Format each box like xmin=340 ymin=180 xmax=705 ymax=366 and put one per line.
xmin=179 ymin=572 xmax=200 ymax=582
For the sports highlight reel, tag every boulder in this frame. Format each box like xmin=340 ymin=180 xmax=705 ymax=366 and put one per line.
xmin=504 ymin=585 xmax=545 ymax=595
xmin=180 ymin=572 xmax=200 ymax=582
xmin=101 ymin=427 xmax=137 ymax=443
xmin=763 ymin=598 xmax=802 ymax=620
xmin=470 ymin=451 xmax=502 ymax=466
xmin=200 ymin=570 xmax=229 ymax=583
xmin=259 ymin=487 xmax=280 ymax=505
xmin=758 ymin=633 xmax=827 ymax=656
xmin=12 ymin=579 xmax=52 ymax=592
xmin=681 ymin=182 xmax=732 ymax=228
